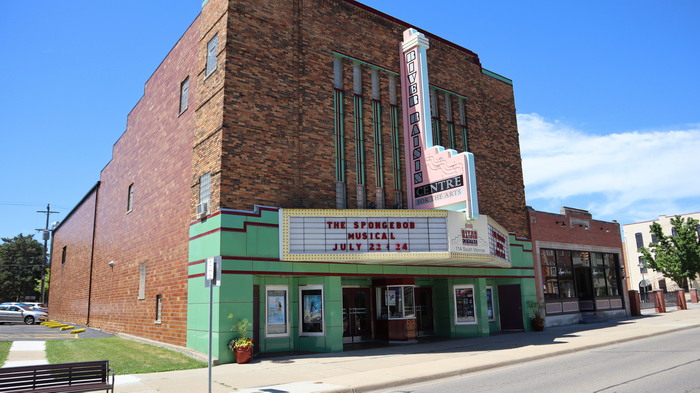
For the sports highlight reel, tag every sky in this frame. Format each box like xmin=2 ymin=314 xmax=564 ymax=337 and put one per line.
xmin=1 ymin=0 xmax=699 ymax=241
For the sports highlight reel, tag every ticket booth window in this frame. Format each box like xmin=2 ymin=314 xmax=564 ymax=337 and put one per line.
xmin=377 ymin=286 xmax=415 ymax=319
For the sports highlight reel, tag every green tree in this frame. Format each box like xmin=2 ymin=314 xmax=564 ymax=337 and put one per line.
xmin=0 ymin=234 xmax=45 ymax=301
xmin=639 ymin=216 xmax=700 ymax=288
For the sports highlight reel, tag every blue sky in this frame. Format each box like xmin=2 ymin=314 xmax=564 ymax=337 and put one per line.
xmin=1 ymin=0 xmax=699 ymax=240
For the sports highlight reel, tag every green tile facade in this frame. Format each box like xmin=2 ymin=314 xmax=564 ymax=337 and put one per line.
xmin=187 ymin=208 xmax=535 ymax=363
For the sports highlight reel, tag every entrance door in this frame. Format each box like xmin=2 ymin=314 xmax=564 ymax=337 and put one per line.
xmin=343 ymin=288 xmax=372 ymax=343
xmin=497 ymin=284 xmax=524 ymax=331
xmin=415 ymin=287 xmax=434 ymax=336
xmin=575 ymin=267 xmax=594 ymax=311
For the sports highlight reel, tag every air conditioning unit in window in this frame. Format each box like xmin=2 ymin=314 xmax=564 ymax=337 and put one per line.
xmin=196 ymin=201 xmax=209 ymax=219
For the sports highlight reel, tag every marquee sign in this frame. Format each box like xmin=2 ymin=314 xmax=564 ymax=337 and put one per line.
xmin=399 ymin=28 xmax=479 ymax=218
xmin=279 ymin=209 xmax=510 ymax=267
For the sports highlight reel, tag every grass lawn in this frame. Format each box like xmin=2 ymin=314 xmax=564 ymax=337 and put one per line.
xmin=46 ymin=336 xmax=206 ymax=375
xmin=0 ymin=341 xmax=10 ymax=366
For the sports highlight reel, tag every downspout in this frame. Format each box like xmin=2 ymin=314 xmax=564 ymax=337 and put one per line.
xmin=86 ymin=181 xmax=101 ymax=325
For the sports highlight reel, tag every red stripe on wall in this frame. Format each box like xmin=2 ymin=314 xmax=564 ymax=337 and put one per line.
xmin=187 ymin=270 xmax=534 ymax=280
xmin=189 ymin=221 xmax=279 ymax=240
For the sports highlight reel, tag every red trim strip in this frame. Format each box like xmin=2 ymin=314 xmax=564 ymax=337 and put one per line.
xmin=189 ymin=221 xmax=279 ymax=240
xmin=190 ymin=206 xmax=279 ymax=226
xmin=187 ymin=270 xmax=534 ymax=280
xmin=188 ymin=257 xmax=535 ymax=270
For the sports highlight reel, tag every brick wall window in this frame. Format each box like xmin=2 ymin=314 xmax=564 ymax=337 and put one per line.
xmin=459 ymin=98 xmax=469 ymax=152
xmin=430 ymin=88 xmax=441 ymax=146
xmin=634 ymin=232 xmax=644 ymax=250
xmin=332 ymin=57 xmax=346 ymax=185
xmin=389 ymin=75 xmax=402 ymax=206
xmin=199 ymin=173 xmax=211 ymax=205
xmin=61 ymin=246 xmax=67 ymax=265
xmin=206 ymin=34 xmax=218 ymax=76
xmin=155 ymin=294 xmax=163 ymax=324
xmin=127 ymin=183 xmax=134 ymax=212
xmin=138 ymin=263 xmax=147 ymax=300
xmin=179 ymin=77 xmax=189 ymax=114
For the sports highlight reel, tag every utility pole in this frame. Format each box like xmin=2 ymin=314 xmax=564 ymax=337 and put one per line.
xmin=36 ymin=204 xmax=59 ymax=304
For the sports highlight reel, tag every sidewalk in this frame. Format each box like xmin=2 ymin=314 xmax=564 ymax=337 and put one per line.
xmin=119 ymin=306 xmax=700 ymax=393
xmin=4 ymin=307 xmax=700 ymax=393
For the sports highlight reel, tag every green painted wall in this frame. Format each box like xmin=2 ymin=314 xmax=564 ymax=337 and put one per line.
xmin=187 ymin=209 xmax=536 ymax=362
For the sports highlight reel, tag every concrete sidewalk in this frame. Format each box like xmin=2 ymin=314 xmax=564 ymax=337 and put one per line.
xmin=3 ymin=307 xmax=699 ymax=393
xmin=114 ymin=306 xmax=700 ymax=393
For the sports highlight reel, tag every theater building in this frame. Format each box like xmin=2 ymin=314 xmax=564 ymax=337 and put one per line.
xmin=50 ymin=0 xmax=536 ymax=364
xmin=528 ymin=207 xmax=628 ymax=326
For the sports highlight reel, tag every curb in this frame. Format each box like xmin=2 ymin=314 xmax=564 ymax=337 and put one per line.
xmin=323 ymin=321 xmax=700 ymax=393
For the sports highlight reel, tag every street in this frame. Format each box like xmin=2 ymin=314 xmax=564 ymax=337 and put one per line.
xmin=372 ymin=326 xmax=700 ymax=393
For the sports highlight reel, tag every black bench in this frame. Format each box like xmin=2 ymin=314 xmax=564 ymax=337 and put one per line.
xmin=0 ymin=360 xmax=114 ymax=393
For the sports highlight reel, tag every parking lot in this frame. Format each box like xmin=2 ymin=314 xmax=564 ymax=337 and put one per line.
xmin=0 ymin=324 xmax=113 ymax=341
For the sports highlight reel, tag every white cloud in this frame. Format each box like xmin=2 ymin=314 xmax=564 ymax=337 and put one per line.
xmin=517 ymin=113 xmax=700 ymax=224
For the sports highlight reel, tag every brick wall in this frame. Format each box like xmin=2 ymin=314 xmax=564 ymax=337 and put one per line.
xmin=528 ymin=207 xmax=622 ymax=249
xmin=50 ymin=17 xmax=201 ymax=346
xmin=50 ymin=187 xmax=98 ymax=325
xmin=195 ymin=0 xmax=529 ymax=237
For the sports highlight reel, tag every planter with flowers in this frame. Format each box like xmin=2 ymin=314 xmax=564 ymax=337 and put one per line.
xmin=227 ymin=315 xmax=253 ymax=364
xmin=527 ymin=300 xmax=546 ymax=331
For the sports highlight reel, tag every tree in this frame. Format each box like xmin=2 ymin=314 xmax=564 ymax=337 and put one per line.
xmin=639 ymin=216 xmax=700 ymax=288
xmin=0 ymin=234 xmax=45 ymax=301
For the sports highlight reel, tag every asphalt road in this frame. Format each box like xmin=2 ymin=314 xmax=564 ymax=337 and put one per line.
xmin=373 ymin=326 xmax=700 ymax=393
xmin=0 ymin=323 xmax=112 ymax=341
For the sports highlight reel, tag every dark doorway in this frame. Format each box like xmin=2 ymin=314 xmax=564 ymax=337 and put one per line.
xmin=574 ymin=267 xmax=594 ymax=311
xmin=253 ymin=285 xmax=260 ymax=354
xmin=497 ymin=284 xmax=524 ymax=331
xmin=342 ymin=287 xmax=372 ymax=343
xmin=415 ymin=287 xmax=434 ymax=336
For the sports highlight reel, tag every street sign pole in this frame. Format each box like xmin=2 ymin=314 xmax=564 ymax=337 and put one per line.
xmin=205 ymin=256 xmax=221 ymax=393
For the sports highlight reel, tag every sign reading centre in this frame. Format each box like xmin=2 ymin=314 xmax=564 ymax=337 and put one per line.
xmin=399 ymin=28 xmax=479 ymax=218
xmin=280 ymin=209 xmax=511 ymax=267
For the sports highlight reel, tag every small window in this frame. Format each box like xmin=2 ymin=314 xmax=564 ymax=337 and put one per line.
xmin=299 ymin=285 xmax=324 ymax=336
xmin=265 ymin=286 xmax=288 ymax=337
xmin=199 ymin=173 xmax=211 ymax=205
xmin=138 ymin=263 xmax=147 ymax=300
xmin=634 ymin=232 xmax=644 ymax=250
xmin=61 ymin=246 xmax=67 ymax=265
xmin=671 ymin=227 xmax=678 ymax=237
xmin=453 ymin=285 xmax=476 ymax=325
xmin=127 ymin=183 xmax=134 ymax=212
xmin=155 ymin=294 xmax=163 ymax=324
xmin=179 ymin=77 xmax=189 ymax=114
xmin=206 ymin=34 xmax=218 ymax=76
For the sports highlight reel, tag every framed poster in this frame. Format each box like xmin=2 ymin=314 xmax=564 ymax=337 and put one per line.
xmin=486 ymin=286 xmax=495 ymax=321
xmin=453 ymin=285 xmax=476 ymax=325
xmin=266 ymin=286 xmax=289 ymax=337
xmin=300 ymin=285 xmax=324 ymax=336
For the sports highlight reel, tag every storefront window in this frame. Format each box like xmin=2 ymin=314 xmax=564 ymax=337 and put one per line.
xmin=541 ymin=249 xmax=575 ymax=299
xmin=592 ymin=252 xmax=608 ymax=296
xmin=453 ymin=285 xmax=476 ymax=325
xmin=557 ymin=251 xmax=575 ymax=299
xmin=541 ymin=249 xmax=558 ymax=300
xmin=606 ymin=254 xmax=620 ymax=296
xmin=266 ymin=286 xmax=289 ymax=337
xmin=299 ymin=285 xmax=324 ymax=336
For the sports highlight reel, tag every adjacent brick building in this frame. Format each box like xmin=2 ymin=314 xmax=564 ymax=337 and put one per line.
xmin=51 ymin=0 xmax=536 ymax=363
xmin=528 ymin=206 xmax=628 ymax=326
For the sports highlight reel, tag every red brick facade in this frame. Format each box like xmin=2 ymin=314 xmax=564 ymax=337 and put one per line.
xmin=51 ymin=0 xmax=529 ymax=348
xmin=193 ymin=0 xmax=529 ymax=236
xmin=50 ymin=17 xmax=200 ymax=346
